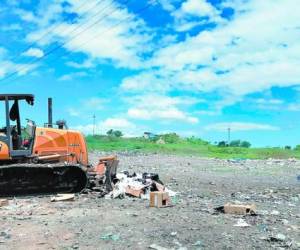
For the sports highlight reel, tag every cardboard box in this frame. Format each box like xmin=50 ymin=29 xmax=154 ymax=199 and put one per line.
xmin=125 ymin=186 xmax=144 ymax=198
xmin=224 ymin=203 xmax=256 ymax=215
xmin=0 ymin=199 xmax=8 ymax=207
xmin=150 ymin=191 xmax=170 ymax=208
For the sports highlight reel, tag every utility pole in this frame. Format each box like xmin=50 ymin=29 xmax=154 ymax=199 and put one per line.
xmin=227 ymin=127 xmax=231 ymax=145
xmin=92 ymin=114 xmax=96 ymax=136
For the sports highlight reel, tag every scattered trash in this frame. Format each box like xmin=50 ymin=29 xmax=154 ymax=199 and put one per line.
xmin=105 ymin=171 xmax=176 ymax=200
xmin=149 ymin=244 xmax=169 ymax=250
xmin=50 ymin=193 xmax=75 ymax=202
xmin=270 ymin=210 xmax=280 ymax=216
xmin=266 ymin=233 xmax=287 ymax=242
xmin=170 ymin=232 xmax=177 ymax=237
xmin=100 ymin=233 xmax=120 ymax=241
xmin=125 ymin=186 xmax=144 ymax=198
xmin=0 ymin=199 xmax=8 ymax=207
xmin=192 ymin=240 xmax=203 ymax=246
xmin=150 ymin=191 xmax=171 ymax=208
xmin=171 ymin=195 xmax=179 ymax=205
xmin=223 ymin=203 xmax=256 ymax=215
xmin=0 ymin=231 xmax=11 ymax=239
xmin=233 ymin=218 xmax=250 ymax=227
xmin=258 ymin=224 xmax=268 ymax=232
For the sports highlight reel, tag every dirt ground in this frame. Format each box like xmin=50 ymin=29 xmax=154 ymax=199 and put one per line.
xmin=1 ymin=152 xmax=300 ymax=250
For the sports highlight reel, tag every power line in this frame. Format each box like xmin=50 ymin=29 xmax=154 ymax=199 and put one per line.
xmin=4 ymin=0 xmax=114 ymax=68
xmin=1 ymin=0 xmax=154 ymax=84
xmin=0 ymin=0 xmax=130 ymax=83
xmin=6 ymin=0 xmax=95 ymax=64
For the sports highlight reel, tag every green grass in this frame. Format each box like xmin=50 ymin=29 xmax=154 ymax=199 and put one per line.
xmin=86 ymin=135 xmax=300 ymax=159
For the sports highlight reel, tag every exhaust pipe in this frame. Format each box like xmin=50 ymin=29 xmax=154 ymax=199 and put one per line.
xmin=48 ymin=97 xmax=53 ymax=128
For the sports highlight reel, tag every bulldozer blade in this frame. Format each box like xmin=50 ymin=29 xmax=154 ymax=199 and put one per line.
xmin=0 ymin=164 xmax=88 ymax=196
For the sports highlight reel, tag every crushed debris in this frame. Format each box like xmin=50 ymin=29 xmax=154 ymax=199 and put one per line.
xmin=104 ymin=171 xmax=176 ymax=200
xmin=233 ymin=218 xmax=251 ymax=227
xmin=50 ymin=194 xmax=75 ymax=202
xmin=149 ymin=244 xmax=170 ymax=250
xmin=0 ymin=199 xmax=8 ymax=207
xmin=100 ymin=233 xmax=120 ymax=241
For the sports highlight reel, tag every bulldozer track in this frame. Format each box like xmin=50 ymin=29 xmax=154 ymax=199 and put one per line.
xmin=0 ymin=163 xmax=88 ymax=196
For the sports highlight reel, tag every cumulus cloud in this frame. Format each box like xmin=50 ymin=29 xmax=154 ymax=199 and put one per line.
xmin=73 ymin=117 xmax=136 ymax=136
xmin=122 ymin=0 xmax=300 ymax=111
xmin=24 ymin=0 xmax=151 ymax=69
xmin=22 ymin=48 xmax=44 ymax=58
xmin=126 ymin=94 xmax=199 ymax=124
xmin=58 ymin=71 xmax=87 ymax=81
xmin=205 ymin=122 xmax=280 ymax=132
xmin=172 ymin=0 xmax=224 ymax=31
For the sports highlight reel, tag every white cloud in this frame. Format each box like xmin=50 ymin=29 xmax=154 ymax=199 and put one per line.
xmin=205 ymin=122 xmax=280 ymax=132
xmin=101 ymin=118 xmax=135 ymax=129
xmin=172 ymin=0 xmax=224 ymax=31
xmin=73 ymin=117 xmax=136 ymax=136
xmin=67 ymin=58 xmax=94 ymax=69
xmin=126 ymin=94 xmax=199 ymax=124
xmin=122 ymin=0 xmax=300 ymax=111
xmin=179 ymin=0 xmax=218 ymax=17
xmin=14 ymin=8 xmax=36 ymax=22
xmin=58 ymin=71 xmax=87 ymax=81
xmin=0 ymin=59 xmax=38 ymax=78
xmin=22 ymin=48 xmax=44 ymax=58
xmin=25 ymin=0 xmax=152 ymax=69
xmin=255 ymin=98 xmax=284 ymax=105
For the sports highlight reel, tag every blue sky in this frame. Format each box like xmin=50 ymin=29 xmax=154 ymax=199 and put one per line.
xmin=0 ymin=0 xmax=300 ymax=147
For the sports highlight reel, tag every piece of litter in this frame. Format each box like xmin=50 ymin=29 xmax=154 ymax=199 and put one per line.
xmin=149 ymin=244 xmax=170 ymax=250
xmin=224 ymin=203 xmax=256 ymax=215
xmin=271 ymin=233 xmax=286 ymax=242
xmin=100 ymin=233 xmax=120 ymax=241
xmin=150 ymin=191 xmax=171 ymax=208
xmin=233 ymin=219 xmax=251 ymax=227
xmin=270 ymin=210 xmax=280 ymax=216
xmin=50 ymin=194 xmax=75 ymax=202
xmin=0 ymin=199 xmax=8 ymax=207
xmin=193 ymin=240 xmax=202 ymax=246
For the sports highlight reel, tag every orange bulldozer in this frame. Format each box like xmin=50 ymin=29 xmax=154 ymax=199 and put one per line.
xmin=0 ymin=94 xmax=117 ymax=196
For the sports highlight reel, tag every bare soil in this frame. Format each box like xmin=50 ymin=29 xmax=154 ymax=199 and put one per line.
xmin=0 ymin=152 xmax=300 ymax=250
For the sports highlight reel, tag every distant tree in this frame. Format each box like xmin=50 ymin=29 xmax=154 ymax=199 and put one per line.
xmin=285 ymin=145 xmax=291 ymax=150
xmin=106 ymin=129 xmax=114 ymax=136
xmin=218 ymin=141 xmax=227 ymax=147
xmin=240 ymin=141 xmax=251 ymax=148
xmin=229 ymin=140 xmax=241 ymax=147
xmin=106 ymin=129 xmax=123 ymax=137
xmin=113 ymin=130 xmax=123 ymax=138
xmin=294 ymin=145 xmax=300 ymax=151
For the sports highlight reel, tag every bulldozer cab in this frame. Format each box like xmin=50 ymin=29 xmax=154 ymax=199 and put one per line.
xmin=0 ymin=94 xmax=35 ymax=159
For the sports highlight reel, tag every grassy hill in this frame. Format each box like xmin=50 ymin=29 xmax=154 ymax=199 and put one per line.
xmin=86 ymin=135 xmax=300 ymax=159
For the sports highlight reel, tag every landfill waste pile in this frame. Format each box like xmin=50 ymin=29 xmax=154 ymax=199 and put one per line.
xmin=104 ymin=171 xmax=176 ymax=199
